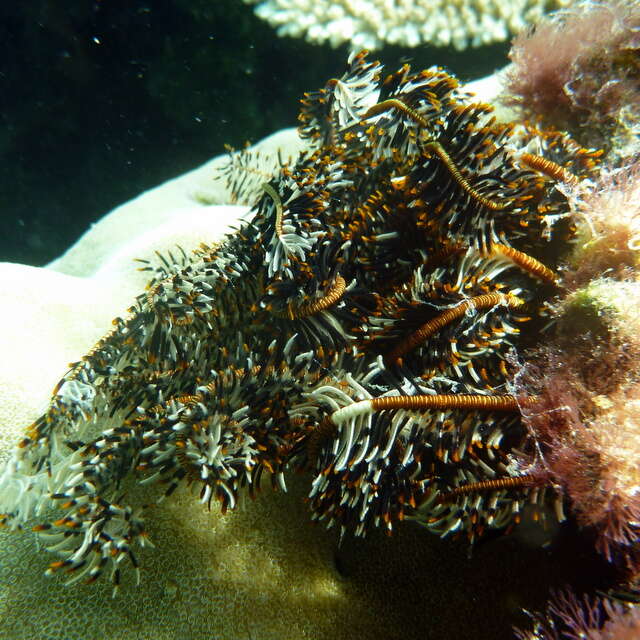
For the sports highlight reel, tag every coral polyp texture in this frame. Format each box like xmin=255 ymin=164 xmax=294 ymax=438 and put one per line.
xmin=241 ymin=0 xmax=572 ymax=51
xmin=0 ymin=51 xmax=605 ymax=598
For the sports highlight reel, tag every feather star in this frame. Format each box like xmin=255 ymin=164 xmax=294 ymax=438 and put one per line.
xmin=0 ymin=52 xmax=600 ymax=590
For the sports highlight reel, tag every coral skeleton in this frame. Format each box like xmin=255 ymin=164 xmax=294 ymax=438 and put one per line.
xmin=242 ymin=0 xmax=572 ymax=51
xmin=0 ymin=51 xmax=605 ymax=595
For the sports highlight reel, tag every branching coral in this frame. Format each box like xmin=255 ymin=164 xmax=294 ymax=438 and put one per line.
xmin=241 ymin=0 xmax=572 ymax=51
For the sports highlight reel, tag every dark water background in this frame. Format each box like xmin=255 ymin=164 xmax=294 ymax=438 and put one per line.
xmin=0 ymin=0 xmax=509 ymax=266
